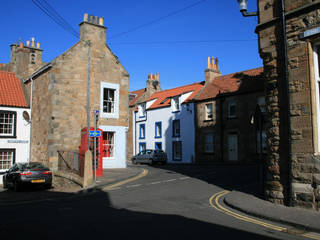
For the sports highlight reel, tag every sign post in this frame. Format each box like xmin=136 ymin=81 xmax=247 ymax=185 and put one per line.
xmin=93 ymin=110 xmax=99 ymax=182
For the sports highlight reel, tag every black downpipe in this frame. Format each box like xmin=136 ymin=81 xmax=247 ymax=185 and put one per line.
xmin=280 ymin=0 xmax=292 ymax=206
xmin=220 ymin=97 xmax=225 ymax=161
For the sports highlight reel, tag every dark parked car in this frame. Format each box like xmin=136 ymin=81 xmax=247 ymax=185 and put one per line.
xmin=131 ymin=149 xmax=167 ymax=165
xmin=2 ymin=162 xmax=52 ymax=191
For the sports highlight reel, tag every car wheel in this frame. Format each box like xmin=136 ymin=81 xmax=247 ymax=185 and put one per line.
xmin=149 ymin=159 xmax=154 ymax=165
xmin=14 ymin=180 xmax=20 ymax=192
xmin=132 ymin=159 xmax=137 ymax=165
xmin=45 ymin=183 xmax=52 ymax=189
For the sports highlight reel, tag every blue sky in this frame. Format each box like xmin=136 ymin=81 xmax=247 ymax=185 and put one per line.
xmin=0 ymin=0 xmax=261 ymax=91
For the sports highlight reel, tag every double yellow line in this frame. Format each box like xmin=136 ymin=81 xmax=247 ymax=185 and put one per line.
xmin=209 ymin=190 xmax=320 ymax=240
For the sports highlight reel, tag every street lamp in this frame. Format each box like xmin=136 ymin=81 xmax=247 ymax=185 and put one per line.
xmin=237 ymin=0 xmax=257 ymax=17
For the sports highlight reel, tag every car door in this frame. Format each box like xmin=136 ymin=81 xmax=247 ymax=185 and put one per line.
xmin=6 ymin=164 xmax=18 ymax=186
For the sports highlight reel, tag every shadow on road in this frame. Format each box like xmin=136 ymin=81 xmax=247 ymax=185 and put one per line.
xmin=151 ymin=163 xmax=261 ymax=197
xmin=0 ymin=188 xmax=279 ymax=239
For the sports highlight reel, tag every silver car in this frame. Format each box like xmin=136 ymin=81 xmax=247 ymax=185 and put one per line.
xmin=131 ymin=149 xmax=167 ymax=165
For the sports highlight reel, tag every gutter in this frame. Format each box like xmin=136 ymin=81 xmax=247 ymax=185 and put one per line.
xmin=23 ymin=62 xmax=52 ymax=83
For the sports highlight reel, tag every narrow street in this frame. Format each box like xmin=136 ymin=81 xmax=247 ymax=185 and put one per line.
xmin=0 ymin=165 xmax=312 ymax=239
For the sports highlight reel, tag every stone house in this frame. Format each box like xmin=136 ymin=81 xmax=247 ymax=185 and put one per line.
xmin=254 ymin=0 xmax=320 ymax=209
xmin=1 ymin=14 xmax=129 ymax=170
xmin=0 ymin=70 xmax=30 ymax=184
xmin=194 ymin=57 xmax=265 ymax=163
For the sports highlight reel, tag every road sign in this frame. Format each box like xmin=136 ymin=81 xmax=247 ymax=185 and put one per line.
xmin=89 ymin=130 xmax=101 ymax=137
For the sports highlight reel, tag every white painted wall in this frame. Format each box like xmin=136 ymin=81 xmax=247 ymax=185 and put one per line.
xmin=134 ymin=97 xmax=195 ymax=164
xmin=0 ymin=106 xmax=30 ymax=184
xmin=99 ymin=125 xmax=127 ymax=168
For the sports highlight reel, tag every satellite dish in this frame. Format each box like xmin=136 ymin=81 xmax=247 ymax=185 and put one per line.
xmin=23 ymin=111 xmax=30 ymax=123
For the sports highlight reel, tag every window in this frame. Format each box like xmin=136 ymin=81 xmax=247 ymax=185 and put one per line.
xmin=172 ymin=119 xmax=180 ymax=137
xmin=138 ymin=103 xmax=146 ymax=118
xmin=257 ymin=96 xmax=266 ymax=113
xmin=204 ymin=133 xmax=214 ymax=153
xmin=155 ymin=142 xmax=162 ymax=150
xmin=257 ymin=130 xmax=267 ymax=154
xmin=0 ymin=149 xmax=15 ymax=170
xmin=102 ymin=132 xmax=114 ymax=158
xmin=0 ymin=111 xmax=16 ymax=138
xmin=172 ymin=96 xmax=180 ymax=112
xmin=139 ymin=142 xmax=146 ymax=152
xmin=172 ymin=141 xmax=182 ymax=161
xmin=155 ymin=122 xmax=162 ymax=138
xmin=100 ymin=82 xmax=119 ymax=119
xmin=205 ymin=103 xmax=213 ymax=120
xmin=139 ymin=124 xmax=145 ymax=139
xmin=228 ymin=100 xmax=237 ymax=118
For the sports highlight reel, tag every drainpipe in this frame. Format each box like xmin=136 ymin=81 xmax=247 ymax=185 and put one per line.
xmin=86 ymin=40 xmax=91 ymax=151
xmin=220 ymin=97 xmax=225 ymax=161
xmin=28 ymin=78 xmax=34 ymax=163
xmin=280 ymin=0 xmax=292 ymax=206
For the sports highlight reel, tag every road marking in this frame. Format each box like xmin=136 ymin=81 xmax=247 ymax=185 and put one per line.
xmin=126 ymin=184 xmax=142 ymax=188
xmin=163 ymin=178 xmax=177 ymax=182
xmin=179 ymin=177 xmax=190 ymax=180
xmin=102 ymin=169 xmax=149 ymax=191
xmin=209 ymin=191 xmax=320 ymax=240
xmin=148 ymin=181 xmax=162 ymax=185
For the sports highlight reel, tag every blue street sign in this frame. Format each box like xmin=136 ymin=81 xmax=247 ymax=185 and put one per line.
xmin=89 ymin=130 xmax=101 ymax=137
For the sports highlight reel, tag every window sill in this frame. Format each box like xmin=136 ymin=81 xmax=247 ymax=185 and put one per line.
xmin=100 ymin=112 xmax=119 ymax=119
xmin=0 ymin=135 xmax=17 ymax=139
xmin=203 ymin=119 xmax=213 ymax=122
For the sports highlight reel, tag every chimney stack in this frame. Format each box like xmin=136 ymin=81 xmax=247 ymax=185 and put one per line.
xmin=146 ymin=72 xmax=161 ymax=94
xmin=80 ymin=13 xmax=107 ymax=43
xmin=205 ymin=56 xmax=221 ymax=84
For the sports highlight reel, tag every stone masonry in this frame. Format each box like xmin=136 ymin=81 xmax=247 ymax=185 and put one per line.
xmin=6 ymin=14 xmax=129 ymax=170
xmin=256 ymin=0 xmax=320 ymax=209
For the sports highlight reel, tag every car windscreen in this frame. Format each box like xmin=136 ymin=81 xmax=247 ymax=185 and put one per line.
xmin=21 ymin=163 xmax=48 ymax=171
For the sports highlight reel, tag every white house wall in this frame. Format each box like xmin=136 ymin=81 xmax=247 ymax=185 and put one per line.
xmin=134 ymin=103 xmax=195 ymax=164
xmin=0 ymin=106 xmax=30 ymax=184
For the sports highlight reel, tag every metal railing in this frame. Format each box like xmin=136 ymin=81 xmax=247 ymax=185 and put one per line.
xmin=57 ymin=151 xmax=83 ymax=175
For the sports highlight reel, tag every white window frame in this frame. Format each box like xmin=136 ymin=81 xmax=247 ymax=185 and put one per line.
xmin=0 ymin=149 xmax=15 ymax=170
xmin=100 ymin=82 xmax=119 ymax=119
xmin=314 ymin=44 xmax=320 ymax=153
xmin=172 ymin=96 xmax=180 ymax=112
xmin=138 ymin=103 xmax=146 ymax=118
xmin=205 ymin=103 xmax=213 ymax=120
xmin=0 ymin=111 xmax=16 ymax=138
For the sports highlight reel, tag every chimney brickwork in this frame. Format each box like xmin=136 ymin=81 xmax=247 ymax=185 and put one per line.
xmin=205 ymin=56 xmax=221 ymax=84
xmin=80 ymin=13 xmax=106 ymax=44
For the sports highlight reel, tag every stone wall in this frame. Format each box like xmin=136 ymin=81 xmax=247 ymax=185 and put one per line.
xmin=256 ymin=0 xmax=320 ymax=209
xmin=195 ymin=91 xmax=264 ymax=163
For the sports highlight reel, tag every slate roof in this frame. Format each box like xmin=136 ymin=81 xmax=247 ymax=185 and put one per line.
xmin=195 ymin=67 xmax=264 ymax=101
xmin=0 ymin=70 xmax=27 ymax=107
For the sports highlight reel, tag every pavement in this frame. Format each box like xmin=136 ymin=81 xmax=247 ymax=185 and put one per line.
xmin=1 ymin=164 xmax=320 ymax=234
xmin=224 ymin=190 xmax=320 ymax=233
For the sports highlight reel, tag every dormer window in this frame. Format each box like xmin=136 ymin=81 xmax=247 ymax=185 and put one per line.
xmin=172 ymin=96 xmax=180 ymax=112
xmin=138 ymin=103 xmax=146 ymax=117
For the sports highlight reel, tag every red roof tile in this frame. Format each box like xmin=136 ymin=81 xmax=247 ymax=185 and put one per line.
xmin=146 ymin=82 xmax=205 ymax=110
xmin=0 ymin=71 xmax=27 ymax=107
xmin=195 ymin=67 xmax=264 ymax=101
xmin=129 ymin=88 xmax=146 ymax=107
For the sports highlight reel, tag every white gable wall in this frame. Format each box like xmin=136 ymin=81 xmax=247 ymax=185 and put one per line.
xmin=134 ymin=99 xmax=195 ymax=164
xmin=0 ymin=106 xmax=30 ymax=184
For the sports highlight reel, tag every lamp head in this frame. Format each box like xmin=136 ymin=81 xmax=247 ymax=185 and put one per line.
xmin=237 ymin=0 xmax=248 ymax=12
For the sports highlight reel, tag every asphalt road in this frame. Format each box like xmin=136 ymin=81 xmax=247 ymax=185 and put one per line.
xmin=0 ymin=164 xmax=311 ymax=239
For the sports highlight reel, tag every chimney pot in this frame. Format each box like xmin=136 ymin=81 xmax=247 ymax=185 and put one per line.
xmin=84 ymin=13 xmax=88 ymax=22
xmin=37 ymin=42 xmax=40 ymax=49
xmin=26 ymin=40 xmax=30 ymax=47
xmin=99 ymin=17 xmax=104 ymax=26
xmin=19 ymin=42 xmax=23 ymax=48
xmin=31 ymin=38 xmax=35 ymax=47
